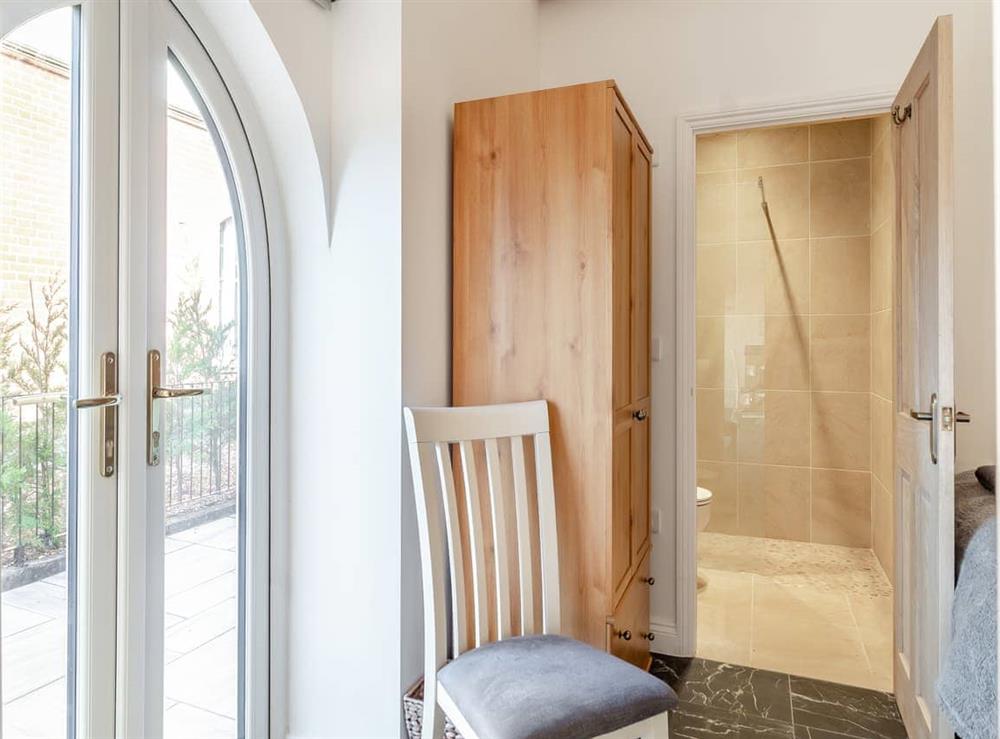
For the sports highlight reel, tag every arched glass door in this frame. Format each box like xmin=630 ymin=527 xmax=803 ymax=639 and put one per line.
xmin=1 ymin=2 xmax=268 ymax=736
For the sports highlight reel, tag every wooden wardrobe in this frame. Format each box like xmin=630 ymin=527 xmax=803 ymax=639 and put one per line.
xmin=452 ymin=81 xmax=653 ymax=667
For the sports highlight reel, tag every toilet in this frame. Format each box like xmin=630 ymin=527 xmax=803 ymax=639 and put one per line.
xmin=696 ymin=486 xmax=713 ymax=532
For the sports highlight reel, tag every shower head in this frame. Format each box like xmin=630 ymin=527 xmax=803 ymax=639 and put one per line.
xmin=757 ymin=175 xmax=779 ymax=252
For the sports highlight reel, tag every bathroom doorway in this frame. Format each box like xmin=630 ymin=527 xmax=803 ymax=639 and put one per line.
xmin=690 ymin=115 xmax=897 ymax=691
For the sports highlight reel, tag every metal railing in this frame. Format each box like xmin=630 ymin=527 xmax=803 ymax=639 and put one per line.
xmin=161 ymin=377 xmax=239 ymax=514
xmin=0 ymin=377 xmax=238 ymax=567
xmin=0 ymin=392 xmax=67 ymax=565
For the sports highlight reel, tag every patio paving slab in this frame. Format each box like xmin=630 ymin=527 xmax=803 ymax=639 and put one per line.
xmin=2 ymin=515 xmax=239 ymax=737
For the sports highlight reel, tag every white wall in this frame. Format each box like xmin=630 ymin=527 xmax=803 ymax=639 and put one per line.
xmin=283 ymin=0 xmax=404 ymax=736
xmin=230 ymin=0 xmax=993 ymax=733
xmin=535 ymin=0 xmax=994 ymax=641
xmin=400 ymin=0 xmax=540 ymax=701
xmin=250 ymin=0 xmax=334 ymax=231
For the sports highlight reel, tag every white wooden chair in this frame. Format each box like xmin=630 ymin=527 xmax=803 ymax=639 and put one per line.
xmin=404 ymin=400 xmax=675 ymax=739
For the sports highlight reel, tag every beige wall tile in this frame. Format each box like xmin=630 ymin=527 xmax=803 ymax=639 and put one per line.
xmin=870 ymin=220 xmax=892 ymax=312
xmin=810 ymin=119 xmax=871 ymax=161
xmin=871 ymin=114 xmax=891 ymax=150
xmin=739 ymin=390 xmax=810 ymax=466
xmin=698 ymin=388 xmax=737 ymax=462
xmin=871 ymin=310 xmax=893 ymax=400
xmin=697 ymin=170 xmax=737 ymax=244
xmin=725 ymin=316 xmax=764 ymax=391
xmin=696 ymin=245 xmax=737 ymax=316
xmin=811 ymin=391 xmax=871 ymax=470
xmin=698 ymin=460 xmax=739 ymax=534
xmin=810 ymin=236 xmax=870 ymax=314
xmin=697 ymin=317 xmax=725 ymax=388
xmin=762 ymin=315 xmax=810 ymax=390
xmin=871 ymin=479 xmax=894 ymax=586
xmin=731 ymin=316 xmax=809 ymax=391
xmin=811 ymin=469 xmax=872 ymax=547
xmin=811 ymin=315 xmax=870 ymax=392
xmin=737 ymin=164 xmax=809 ymax=241
xmin=737 ymin=240 xmax=809 ymax=315
xmin=738 ymin=463 xmax=811 ymax=541
xmin=810 ymin=158 xmax=871 ymax=237
xmin=737 ymin=125 xmax=808 ymax=168
xmin=871 ymin=135 xmax=893 ymax=229
xmin=697 ymin=132 xmax=737 ymax=173
xmin=871 ymin=395 xmax=893 ymax=488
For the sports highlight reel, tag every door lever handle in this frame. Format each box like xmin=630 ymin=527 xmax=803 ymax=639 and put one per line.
xmin=152 ymin=386 xmax=205 ymax=399
xmin=73 ymin=352 xmax=118 ymax=476
xmin=910 ymin=393 xmax=939 ymax=464
xmin=956 ymin=411 xmax=971 ymax=423
xmin=147 ymin=350 xmax=209 ymax=466
xmin=75 ymin=394 xmax=121 ymax=409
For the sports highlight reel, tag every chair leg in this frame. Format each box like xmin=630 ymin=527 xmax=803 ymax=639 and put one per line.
xmin=421 ymin=691 xmax=445 ymax=739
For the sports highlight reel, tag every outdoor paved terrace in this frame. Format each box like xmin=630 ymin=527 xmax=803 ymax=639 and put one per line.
xmin=1 ymin=515 xmax=238 ymax=738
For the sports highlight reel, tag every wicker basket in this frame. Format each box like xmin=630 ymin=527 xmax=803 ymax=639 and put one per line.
xmin=403 ymin=679 xmax=464 ymax=739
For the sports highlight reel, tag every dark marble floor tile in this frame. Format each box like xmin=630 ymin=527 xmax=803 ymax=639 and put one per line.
xmin=652 ymin=654 xmax=793 ymax=724
xmin=790 ymin=676 xmax=907 ymax=739
xmin=670 ymin=703 xmax=795 ymax=739
xmin=793 ymin=726 xmax=869 ymax=739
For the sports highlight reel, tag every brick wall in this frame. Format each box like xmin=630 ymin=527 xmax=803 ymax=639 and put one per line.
xmin=0 ymin=44 xmax=71 ymax=310
xmin=0 ymin=42 xmax=237 ymax=390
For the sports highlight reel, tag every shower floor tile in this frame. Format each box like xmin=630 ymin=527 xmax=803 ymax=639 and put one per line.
xmin=697 ymin=533 xmax=893 ymax=692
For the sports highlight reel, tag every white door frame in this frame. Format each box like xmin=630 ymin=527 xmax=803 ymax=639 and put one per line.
xmin=1 ymin=2 xmax=120 ymax=736
xmin=672 ymin=90 xmax=895 ymax=656
xmin=118 ymin=0 xmax=270 ymax=735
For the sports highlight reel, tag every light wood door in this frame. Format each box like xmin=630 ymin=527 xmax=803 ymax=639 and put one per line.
xmin=609 ymin=548 xmax=651 ymax=668
xmin=612 ymin=410 xmax=633 ymax=597
xmin=892 ymin=16 xmax=954 ymax=739
xmin=630 ymin=400 xmax=650 ymax=563
xmin=611 ymin=101 xmax=633 ymax=411
xmin=631 ymin=142 xmax=651 ymax=402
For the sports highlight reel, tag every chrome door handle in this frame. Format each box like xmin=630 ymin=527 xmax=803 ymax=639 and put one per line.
xmin=633 ymin=409 xmax=648 ymax=422
xmin=910 ymin=392 xmax=938 ymax=465
xmin=152 ymin=386 xmax=204 ymax=400
xmin=74 ymin=352 xmax=118 ymax=477
xmin=75 ymin=394 xmax=121 ymax=409
xmin=147 ymin=350 xmax=209 ymax=466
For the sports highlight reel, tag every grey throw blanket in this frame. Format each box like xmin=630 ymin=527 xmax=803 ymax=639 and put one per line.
xmin=956 ymin=470 xmax=996 ymax=578
xmin=938 ymin=518 xmax=997 ymax=739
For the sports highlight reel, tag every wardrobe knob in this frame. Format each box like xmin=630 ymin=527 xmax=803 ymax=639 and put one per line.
xmin=633 ymin=409 xmax=648 ymax=422
xmin=641 ymin=576 xmax=655 ymax=586
xmin=616 ymin=629 xmax=632 ymax=641
xmin=641 ymin=632 xmax=655 ymax=642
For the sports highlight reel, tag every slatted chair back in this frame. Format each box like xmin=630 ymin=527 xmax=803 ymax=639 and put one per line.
xmin=404 ymin=401 xmax=561 ymax=734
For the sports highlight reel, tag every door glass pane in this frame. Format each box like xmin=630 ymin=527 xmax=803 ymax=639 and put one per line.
xmin=162 ymin=57 xmax=242 ymax=738
xmin=0 ymin=8 xmax=76 ymax=738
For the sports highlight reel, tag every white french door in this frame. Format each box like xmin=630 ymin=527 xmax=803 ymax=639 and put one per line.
xmin=0 ymin=1 xmax=268 ymax=737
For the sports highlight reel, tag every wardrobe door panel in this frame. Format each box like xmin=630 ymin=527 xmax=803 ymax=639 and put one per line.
xmin=630 ymin=400 xmax=650 ymax=562
xmin=631 ymin=143 xmax=651 ymax=402
xmin=611 ymin=103 xmax=633 ymax=411
xmin=611 ymin=412 xmax=632 ymax=598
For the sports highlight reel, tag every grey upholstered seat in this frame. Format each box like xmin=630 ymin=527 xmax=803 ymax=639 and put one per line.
xmin=437 ymin=634 xmax=678 ymax=739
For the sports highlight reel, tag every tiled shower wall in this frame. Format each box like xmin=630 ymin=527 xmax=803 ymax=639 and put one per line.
xmin=696 ymin=117 xmax=892 ymax=555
